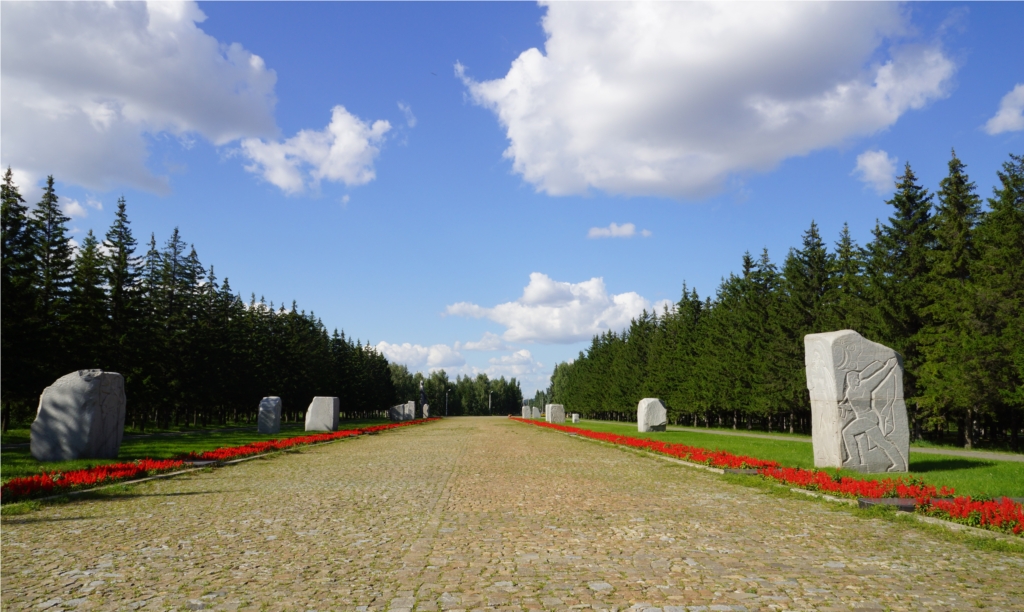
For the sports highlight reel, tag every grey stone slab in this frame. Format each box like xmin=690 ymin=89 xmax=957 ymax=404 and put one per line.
xmin=522 ymin=405 xmax=531 ymax=419
xmin=258 ymin=396 xmax=281 ymax=434
xmin=545 ymin=404 xmax=565 ymax=424
xmin=405 ymin=400 xmax=415 ymax=421
xmin=637 ymin=398 xmax=667 ymax=432
xmin=571 ymin=413 xmax=580 ymax=424
xmin=422 ymin=403 xmax=429 ymax=419
xmin=805 ymin=330 xmax=909 ymax=472
xmin=31 ymin=370 xmax=126 ymax=462
xmin=531 ymin=406 xmax=541 ymax=419
xmin=389 ymin=403 xmax=405 ymax=421
xmin=305 ymin=396 xmax=340 ymax=431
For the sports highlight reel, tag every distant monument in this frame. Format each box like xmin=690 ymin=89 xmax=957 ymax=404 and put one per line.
xmin=531 ymin=406 xmax=541 ymax=419
xmin=305 ymin=397 xmax=340 ymax=432
xmin=545 ymin=404 xmax=565 ymax=424
xmin=258 ymin=396 xmax=282 ymax=434
xmin=637 ymin=398 xmax=667 ymax=432
xmin=522 ymin=404 xmax=530 ymax=419
xmin=571 ymin=413 xmax=580 ymax=424
xmin=805 ymin=330 xmax=909 ymax=473
xmin=419 ymin=380 xmax=427 ymax=419
xmin=31 ymin=370 xmax=126 ymax=462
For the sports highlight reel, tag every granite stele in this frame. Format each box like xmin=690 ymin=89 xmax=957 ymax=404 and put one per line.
xmin=572 ymin=413 xmax=580 ymax=424
xmin=637 ymin=398 xmax=667 ymax=432
xmin=305 ymin=396 xmax=340 ymax=432
xmin=521 ymin=405 xmax=530 ymax=419
xmin=423 ymin=403 xmax=430 ymax=418
xmin=405 ymin=401 xmax=415 ymax=421
xmin=531 ymin=406 xmax=541 ymax=419
xmin=31 ymin=370 xmax=126 ymax=462
xmin=258 ymin=396 xmax=282 ymax=434
xmin=545 ymin=404 xmax=565 ymax=424
xmin=388 ymin=403 xmax=404 ymax=421
xmin=804 ymin=330 xmax=909 ymax=473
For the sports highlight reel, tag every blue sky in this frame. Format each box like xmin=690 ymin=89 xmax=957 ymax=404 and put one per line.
xmin=3 ymin=2 xmax=1022 ymax=394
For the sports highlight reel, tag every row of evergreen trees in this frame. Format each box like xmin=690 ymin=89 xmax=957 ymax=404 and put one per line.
xmin=389 ymin=364 xmax=524 ymax=416
xmin=1 ymin=169 xmax=397 ymax=431
xmin=548 ymin=152 xmax=1023 ymax=450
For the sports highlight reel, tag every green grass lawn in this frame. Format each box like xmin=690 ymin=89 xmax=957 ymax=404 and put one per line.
xmin=559 ymin=419 xmax=1024 ymax=499
xmin=1 ymin=419 xmax=388 ymax=483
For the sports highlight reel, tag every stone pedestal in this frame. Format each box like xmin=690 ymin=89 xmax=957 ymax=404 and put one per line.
xmin=804 ymin=330 xmax=909 ymax=473
xmin=637 ymin=398 xmax=667 ymax=432
xmin=31 ymin=370 xmax=126 ymax=462
xmin=545 ymin=404 xmax=565 ymax=424
xmin=571 ymin=413 xmax=580 ymax=424
xmin=531 ymin=406 xmax=541 ymax=419
xmin=305 ymin=396 xmax=340 ymax=432
xmin=258 ymin=396 xmax=282 ymax=434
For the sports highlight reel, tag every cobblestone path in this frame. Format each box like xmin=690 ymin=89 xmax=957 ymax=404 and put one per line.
xmin=3 ymin=417 xmax=1022 ymax=611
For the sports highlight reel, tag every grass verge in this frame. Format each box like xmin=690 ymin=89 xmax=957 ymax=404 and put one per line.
xmin=1 ymin=419 xmax=388 ymax=483
xmin=571 ymin=419 xmax=1024 ymax=498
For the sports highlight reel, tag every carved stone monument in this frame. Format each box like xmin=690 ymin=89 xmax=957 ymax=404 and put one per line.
xmin=637 ymin=398 xmax=667 ymax=432
xmin=258 ymin=396 xmax=282 ymax=434
xmin=804 ymin=330 xmax=909 ymax=473
xmin=423 ymin=403 xmax=430 ymax=419
xmin=572 ymin=413 xmax=580 ymax=424
xmin=405 ymin=400 xmax=415 ymax=421
xmin=31 ymin=370 xmax=126 ymax=462
xmin=531 ymin=406 xmax=541 ymax=419
xmin=389 ymin=404 xmax=404 ymax=421
xmin=545 ymin=404 xmax=565 ymax=424
xmin=305 ymin=396 xmax=340 ymax=432
xmin=522 ymin=405 xmax=530 ymax=419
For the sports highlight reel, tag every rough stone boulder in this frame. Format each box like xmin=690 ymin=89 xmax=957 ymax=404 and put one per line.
xmin=637 ymin=398 xmax=667 ymax=432
xmin=545 ymin=404 xmax=565 ymax=424
xmin=805 ymin=330 xmax=909 ymax=473
xmin=31 ymin=370 xmax=126 ymax=462
xmin=258 ymin=396 xmax=282 ymax=434
xmin=305 ymin=396 xmax=340 ymax=432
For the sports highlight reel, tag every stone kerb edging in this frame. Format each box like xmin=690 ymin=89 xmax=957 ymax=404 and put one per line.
xmin=514 ymin=417 xmax=1024 ymax=543
xmin=3 ymin=418 xmax=441 ymax=506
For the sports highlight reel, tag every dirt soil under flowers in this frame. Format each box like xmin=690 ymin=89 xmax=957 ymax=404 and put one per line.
xmin=2 ymin=417 xmax=1022 ymax=611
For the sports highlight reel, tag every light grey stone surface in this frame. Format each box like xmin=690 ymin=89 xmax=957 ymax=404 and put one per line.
xmin=521 ymin=405 xmax=530 ymax=419
xmin=405 ymin=401 xmax=415 ymax=421
xmin=637 ymin=398 xmax=667 ymax=432
xmin=805 ymin=329 xmax=909 ymax=472
xmin=531 ymin=406 xmax=541 ymax=419
xmin=305 ymin=396 xmax=340 ymax=432
xmin=389 ymin=404 xmax=404 ymax=421
xmin=258 ymin=396 xmax=282 ymax=434
xmin=572 ymin=413 xmax=580 ymax=423
xmin=545 ymin=404 xmax=565 ymax=424
xmin=31 ymin=370 xmax=126 ymax=462
xmin=422 ymin=403 xmax=429 ymax=419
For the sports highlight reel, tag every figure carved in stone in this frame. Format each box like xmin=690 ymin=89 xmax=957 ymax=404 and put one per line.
xmin=804 ymin=330 xmax=909 ymax=473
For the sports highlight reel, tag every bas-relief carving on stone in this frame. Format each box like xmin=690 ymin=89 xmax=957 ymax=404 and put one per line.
xmin=804 ymin=330 xmax=909 ymax=473
xmin=305 ymin=396 xmax=340 ymax=432
xmin=637 ymin=398 xmax=667 ymax=433
xmin=31 ymin=370 xmax=126 ymax=462
xmin=545 ymin=404 xmax=565 ymax=424
xmin=522 ymin=405 xmax=530 ymax=419
xmin=531 ymin=406 xmax=541 ymax=420
xmin=422 ymin=403 xmax=429 ymax=419
xmin=258 ymin=396 xmax=282 ymax=434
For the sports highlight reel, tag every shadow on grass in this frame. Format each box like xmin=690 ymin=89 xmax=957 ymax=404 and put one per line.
xmin=910 ymin=458 xmax=996 ymax=473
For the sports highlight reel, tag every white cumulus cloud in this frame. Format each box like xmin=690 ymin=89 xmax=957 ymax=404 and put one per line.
xmin=984 ymin=84 xmax=1024 ymax=135
xmin=456 ymin=332 xmax=511 ymax=352
xmin=0 ymin=1 xmax=278 ymax=193
xmin=376 ymin=341 xmax=465 ymax=370
xmin=62 ymin=199 xmax=88 ymax=219
xmin=487 ymin=350 xmax=544 ymax=378
xmin=587 ymin=222 xmax=651 ymax=239
xmin=458 ymin=2 xmax=954 ymax=199
xmin=241 ymin=106 xmax=391 ymax=195
xmin=446 ymin=272 xmax=667 ymax=344
xmin=853 ymin=149 xmax=898 ymax=195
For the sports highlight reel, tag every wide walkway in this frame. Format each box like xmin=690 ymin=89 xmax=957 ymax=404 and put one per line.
xmin=2 ymin=417 xmax=1021 ymax=611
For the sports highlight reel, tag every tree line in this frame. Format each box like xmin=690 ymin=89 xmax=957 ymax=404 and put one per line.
xmin=1 ymin=170 xmax=396 ymax=431
xmin=548 ymin=152 xmax=1023 ymax=450
xmin=389 ymin=364 xmax=524 ymax=416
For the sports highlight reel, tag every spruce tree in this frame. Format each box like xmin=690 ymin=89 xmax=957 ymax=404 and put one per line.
xmin=102 ymin=196 xmax=141 ymax=372
xmin=918 ymin=151 xmax=985 ymax=447
xmin=68 ymin=230 xmax=108 ymax=368
xmin=865 ymin=162 xmax=934 ymax=439
xmin=30 ymin=175 xmax=75 ymax=375
xmin=1 ymin=168 xmax=41 ymax=429
xmin=827 ymin=223 xmax=869 ymax=330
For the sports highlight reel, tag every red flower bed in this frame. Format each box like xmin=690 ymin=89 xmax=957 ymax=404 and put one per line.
xmin=511 ymin=417 xmax=778 ymax=470
xmin=2 ymin=418 xmax=440 ymax=504
xmin=758 ymin=465 xmax=953 ymax=499
xmin=511 ymin=417 xmax=1024 ymax=537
